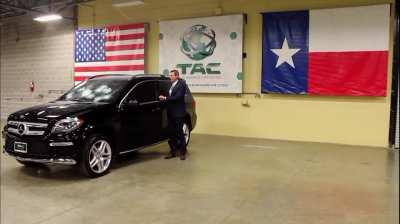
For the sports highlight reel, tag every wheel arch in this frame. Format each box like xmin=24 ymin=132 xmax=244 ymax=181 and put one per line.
xmin=185 ymin=113 xmax=193 ymax=131
xmin=81 ymin=123 xmax=117 ymax=152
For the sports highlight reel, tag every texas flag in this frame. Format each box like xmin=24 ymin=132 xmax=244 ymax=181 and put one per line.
xmin=261 ymin=4 xmax=390 ymax=96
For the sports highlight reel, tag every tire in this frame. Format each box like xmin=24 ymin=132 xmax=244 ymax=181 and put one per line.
xmin=80 ymin=135 xmax=113 ymax=178
xmin=16 ymin=159 xmax=43 ymax=167
xmin=183 ymin=122 xmax=191 ymax=146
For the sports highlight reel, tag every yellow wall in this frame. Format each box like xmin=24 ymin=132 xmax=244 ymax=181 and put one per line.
xmin=79 ymin=0 xmax=395 ymax=147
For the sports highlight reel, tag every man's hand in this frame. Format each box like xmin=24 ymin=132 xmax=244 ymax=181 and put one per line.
xmin=159 ymin=95 xmax=167 ymax=101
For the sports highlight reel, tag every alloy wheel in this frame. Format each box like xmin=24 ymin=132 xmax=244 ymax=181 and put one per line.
xmin=88 ymin=140 xmax=112 ymax=174
xmin=183 ymin=123 xmax=190 ymax=145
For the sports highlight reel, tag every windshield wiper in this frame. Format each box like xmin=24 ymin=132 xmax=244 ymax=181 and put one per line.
xmin=64 ymin=98 xmax=91 ymax=103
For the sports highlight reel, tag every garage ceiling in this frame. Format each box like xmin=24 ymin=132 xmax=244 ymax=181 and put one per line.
xmin=0 ymin=0 xmax=93 ymax=19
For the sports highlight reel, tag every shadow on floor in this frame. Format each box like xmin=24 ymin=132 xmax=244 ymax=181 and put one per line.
xmin=7 ymin=149 xmax=165 ymax=181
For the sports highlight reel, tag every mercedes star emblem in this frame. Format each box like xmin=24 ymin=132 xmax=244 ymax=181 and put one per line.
xmin=17 ymin=124 xmax=26 ymax=135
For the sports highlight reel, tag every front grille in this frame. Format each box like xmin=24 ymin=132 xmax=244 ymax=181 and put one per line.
xmin=7 ymin=120 xmax=48 ymax=136
xmin=5 ymin=135 xmax=50 ymax=157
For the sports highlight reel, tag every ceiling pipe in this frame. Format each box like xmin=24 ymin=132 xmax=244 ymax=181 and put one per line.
xmin=56 ymin=0 xmax=95 ymax=12
xmin=0 ymin=2 xmax=45 ymax=14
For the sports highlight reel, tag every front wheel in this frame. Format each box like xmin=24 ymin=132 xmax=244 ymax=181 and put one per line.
xmin=183 ymin=122 xmax=191 ymax=146
xmin=80 ymin=135 xmax=113 ymax=178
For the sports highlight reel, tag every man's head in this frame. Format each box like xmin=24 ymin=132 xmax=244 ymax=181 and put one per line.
xmin=169 ymin=69 xmax=179 ymax=82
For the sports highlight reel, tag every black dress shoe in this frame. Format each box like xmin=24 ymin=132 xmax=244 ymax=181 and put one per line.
xmin=164 ymin=154 xmax=176 ymax=159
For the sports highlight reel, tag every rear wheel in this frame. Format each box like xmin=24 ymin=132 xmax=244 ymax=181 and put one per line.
xmin=183 ymin=122 xmax=191 ymax=146
xmin=80 ymin=135 xmax=113 ymax=178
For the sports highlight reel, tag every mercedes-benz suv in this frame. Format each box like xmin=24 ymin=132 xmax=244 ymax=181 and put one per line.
xmin=2 ymin=74 xmax=197 ymax=177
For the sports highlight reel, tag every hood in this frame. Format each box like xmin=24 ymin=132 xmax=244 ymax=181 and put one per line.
xmin=8 ymin=101 xmax=108 ymax=123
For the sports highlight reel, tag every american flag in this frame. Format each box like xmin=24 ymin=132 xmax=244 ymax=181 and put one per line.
xmin=74 ymin=23 xmax=146 ymax=82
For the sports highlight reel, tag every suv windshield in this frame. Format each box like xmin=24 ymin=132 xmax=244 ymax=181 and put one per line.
xmin=59 ymin=77 xmax=130 ymax=103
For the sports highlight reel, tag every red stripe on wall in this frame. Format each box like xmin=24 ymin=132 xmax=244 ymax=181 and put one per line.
xmin=106 ymin=44 xmax=145 ymax=51
xmin=75 ymin=64 xmax=145 ymax=72
xmin=308 ymin=51 xmax=388 ymax=96
xmin=106 ymin=33 xmax=145 ymax=41
xmin=106 ymin=54 xmax=145 ymax=61
xmin=106 ymin=23 xmax=145 ymax=31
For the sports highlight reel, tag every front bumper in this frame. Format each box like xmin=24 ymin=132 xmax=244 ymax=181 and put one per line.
xmin=2 ymin=130 xmax=81 ymax=166
xmin=13 ymin=156 xmax=77 ymax=165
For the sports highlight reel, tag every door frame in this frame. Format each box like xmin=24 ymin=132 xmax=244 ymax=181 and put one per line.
xmin=389 ymin=0 xmax=399 ymax=149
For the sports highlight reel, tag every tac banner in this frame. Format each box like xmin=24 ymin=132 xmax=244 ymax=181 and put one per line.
xmin=74 ymin=23 xmax=146 ymax=83
xmin=261 ymin=4 xmax=389 ymax=96
xmin=159 ymin=15 xmax=243 ymax=93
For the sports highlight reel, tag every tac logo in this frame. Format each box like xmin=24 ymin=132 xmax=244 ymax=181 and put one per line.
xmin=180 ymin=24 xmax=216 ymax=60
xmin=176 ymin=24 xmax=221 ymax=75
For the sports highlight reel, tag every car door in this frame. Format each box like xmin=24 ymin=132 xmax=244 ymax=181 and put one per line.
xmin=120 ymin=81 xmax=162 ymax=150
xmin=158 ymin=80 xmax=172 ymax=139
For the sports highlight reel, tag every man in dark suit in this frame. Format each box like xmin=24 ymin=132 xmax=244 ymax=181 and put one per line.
xmin=159 ymin=69 xmax=188 ymax=160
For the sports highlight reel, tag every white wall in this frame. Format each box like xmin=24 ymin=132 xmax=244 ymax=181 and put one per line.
xmin=0 ymin=14 xmax=75 ymax=120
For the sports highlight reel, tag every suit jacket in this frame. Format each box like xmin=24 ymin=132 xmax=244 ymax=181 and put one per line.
xmin=166 ymin=79 xmax=188 ymax=118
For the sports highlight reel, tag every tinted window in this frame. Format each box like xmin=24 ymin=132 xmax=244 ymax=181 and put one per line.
xmin=127 ymin=81 xmax=157 ymax=103
xmin=59 ymin=77 xmax=129 ymax=103
xmin=159 ymin=81 xmax=171 ymax=96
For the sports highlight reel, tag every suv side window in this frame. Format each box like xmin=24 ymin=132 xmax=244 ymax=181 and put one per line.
xmin=159 ymin=80 xmax=171 ymax=96
xmin=127 ymin=81 xmax=157 ymax=103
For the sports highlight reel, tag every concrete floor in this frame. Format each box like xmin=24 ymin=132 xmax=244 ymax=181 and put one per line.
xmin=1 ymin=134 xmax=399 ymax=224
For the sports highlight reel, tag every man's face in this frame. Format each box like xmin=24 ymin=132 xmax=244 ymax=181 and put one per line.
xmin=169 ymin=72 xmax=178 ymax=82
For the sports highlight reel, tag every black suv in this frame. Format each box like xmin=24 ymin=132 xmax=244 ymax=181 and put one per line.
xmin=2 ymin=74 xmax=196 ymax=177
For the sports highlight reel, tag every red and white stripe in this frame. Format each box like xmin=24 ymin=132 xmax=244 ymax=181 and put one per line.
xmin=308 ymin=4 xmax=389 ymax=96
xmin=74 ymin=23 xmax=146 ymax=82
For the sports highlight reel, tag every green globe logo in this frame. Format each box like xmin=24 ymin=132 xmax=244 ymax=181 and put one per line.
xmin=180 ymin=24 xmax=216 ymax=61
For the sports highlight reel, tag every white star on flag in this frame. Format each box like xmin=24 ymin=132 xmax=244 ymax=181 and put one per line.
xmin=270 ymin=37 xmax=301 ymax=68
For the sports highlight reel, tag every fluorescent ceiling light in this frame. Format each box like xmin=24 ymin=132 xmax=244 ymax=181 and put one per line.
xmin=33 ymin=14 xmax=62 ymax=22
xmin=112 ymin=0 xmax=144 ymax=7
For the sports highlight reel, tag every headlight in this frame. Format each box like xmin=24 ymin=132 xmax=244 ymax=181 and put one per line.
xmin=51 ymin=117 xmax=84 ymax=134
